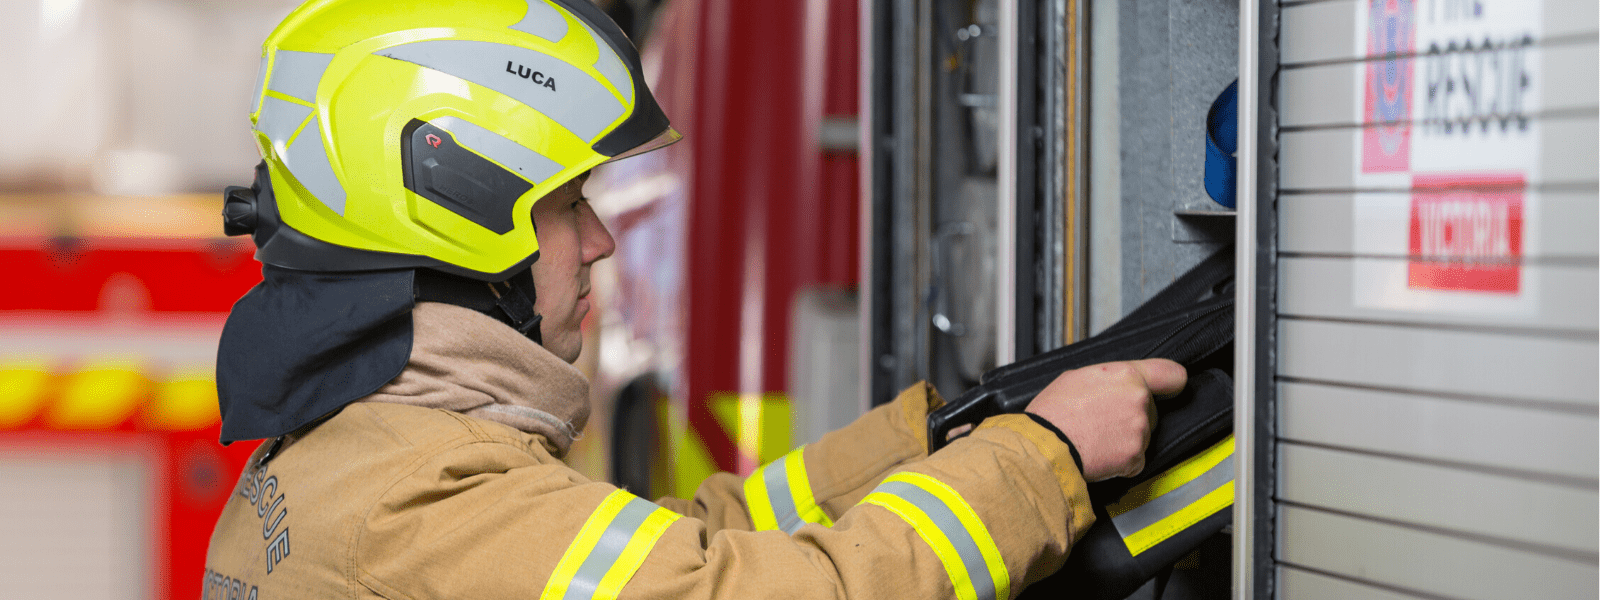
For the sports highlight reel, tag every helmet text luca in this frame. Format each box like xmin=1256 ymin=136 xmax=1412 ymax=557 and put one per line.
xmin=506 ymin=61 xmax=558 ymax=91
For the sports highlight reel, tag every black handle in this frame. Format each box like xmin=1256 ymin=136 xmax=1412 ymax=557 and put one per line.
xmin=926 ymin=247 xmax=1236 ymax=453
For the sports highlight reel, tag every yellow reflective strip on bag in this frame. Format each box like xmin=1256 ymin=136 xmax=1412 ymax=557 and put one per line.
xmin=863 ymin=492 xmax=983 ymax=600
xmin=1106 ymin=435 xmax=1233 ymax=518
xmin=862 ymin=472 xmax=1009 ymax=600
xmin=541 ymin=489 xmax=682 ymax=600
xmin=1106 ymin=435 xmax=1235 ymax=557
xmin=1119 ymin=481 xmax=1233 ymax=556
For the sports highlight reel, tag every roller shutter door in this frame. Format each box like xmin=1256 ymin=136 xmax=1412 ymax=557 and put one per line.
xmin=1272 ymin=0 xmax=1598 ymax=598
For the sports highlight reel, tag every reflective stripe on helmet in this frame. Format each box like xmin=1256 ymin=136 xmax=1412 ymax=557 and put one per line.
xmin=542 ymin=490 xmax=680 ymax=600
xmin=572 ymin=18 xmax=633 ymax=105
xmin=377 ymin=39 xmax=625 ymax=142
xmin=431 ymin=116 xmax=564 ymax=184
xmin=512 ymin=0 xmax=569 ymax=43
xmin=267 ymin=50 xmax=335 ymax=104
xmin=743 ymin=446 xmax=834 ymax=534
xmin=257 ymin=96 xmax=314 ymax=158
xmin=256 ymin=96 xmax=349 ymax=214
xmin=1106 ymin=435 xmax=1235 ymax=556
xmin=252 ymin=55 xmax=269 ymax=115
xmin=282 ymin=116 xmax=349 ymax=215
xmin=862 ymin=473 xmax=1010 ymax=600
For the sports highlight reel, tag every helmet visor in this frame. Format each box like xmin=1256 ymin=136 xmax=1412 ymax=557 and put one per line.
xmin=602 ymin=127 xmax=683 ymax=164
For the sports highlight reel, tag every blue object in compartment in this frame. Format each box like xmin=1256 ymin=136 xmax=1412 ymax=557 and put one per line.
xmin=1204 ymin=80 xmax=1238 ymax=208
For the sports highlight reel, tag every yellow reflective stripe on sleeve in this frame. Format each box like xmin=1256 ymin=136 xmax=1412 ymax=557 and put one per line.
xmin=541 ymin=489 xmax=681 ymax=600
xmin=861 ymin=472 xmax=1009 ymax=600
xmin=743 ymin=446 xmax=834 ymax=533
xmin=743 ymin=460 xmax=781 ymax=532
xmin=1106 ymin=435 xmax=1235 ymax=556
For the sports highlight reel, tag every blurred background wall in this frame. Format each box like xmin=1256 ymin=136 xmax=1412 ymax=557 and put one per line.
xmin=0 ymin=3 xmax=303 ymax=598
xmin=0 ymin=0 xmax=299 ymax=197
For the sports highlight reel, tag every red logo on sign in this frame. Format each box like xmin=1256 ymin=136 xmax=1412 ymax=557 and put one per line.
xmin=1407 ymin=173 xmax=1524 ymax=294
xmin=1362 ymin=0 xmax=1415 ymax=173
xmin=426 ymin=134 xmax=443 ymax=148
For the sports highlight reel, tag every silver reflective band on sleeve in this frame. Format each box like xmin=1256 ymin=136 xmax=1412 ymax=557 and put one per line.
xmin=861 ymin=473 xmax=1010 ymax=600
xmin=280 ymin=116 xmax=349 ymax=216
xmin=431 ymin=117 xmax=564 ymax=184
xmin=563 ymin=498 xmax=655 ymax=600
xmin=377 ymin=40 xmax=625 ymax=142
xmin=763 ymin=455 xmax=805 ymax=533
xmin=267 ymin=50 xmax=335 ymax=104
xmin=743 ymin=446 xmax=833 ymax=534
xmin=512 ymin=0 xmax=569 ymax=43
xmin=542 ymin=490 xmax=681 ymax=600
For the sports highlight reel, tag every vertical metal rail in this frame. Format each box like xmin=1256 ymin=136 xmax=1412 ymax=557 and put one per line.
xmin=1234 ymin=0 xmax=1260 ymax=596
xmin=1035 ymin=0 xmax=1085 ymax=352
xmin=1231 ymin=0 xmax=1261 ymax=584
xmin=996 ymin=0 xmax=1020 ymax=366
xmin=863 ymin=0 xmax=926 ymax=407
xmin=1060 ymin=0 xmax=1088 ymax=346
xmin=857 ymin=0 xmax=876 ymax=413
xmin=1235 ymin=0 xmax=1279 ymax=597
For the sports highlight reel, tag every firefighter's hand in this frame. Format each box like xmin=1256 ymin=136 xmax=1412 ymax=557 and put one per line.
xmin=1025 ymin=359 xmax=1187 ymax=482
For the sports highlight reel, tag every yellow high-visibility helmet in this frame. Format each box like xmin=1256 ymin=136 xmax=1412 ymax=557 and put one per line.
xmin=223 ymin=0 xmax=679 ymax=280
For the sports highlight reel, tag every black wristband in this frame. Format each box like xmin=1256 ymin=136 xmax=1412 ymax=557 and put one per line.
xmin=1024 ymin=413 xmax=1086 ymax=476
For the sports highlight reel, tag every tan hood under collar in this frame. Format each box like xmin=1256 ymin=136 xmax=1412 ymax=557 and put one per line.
xmin=363 ymin=301 xmax=591 ymax=456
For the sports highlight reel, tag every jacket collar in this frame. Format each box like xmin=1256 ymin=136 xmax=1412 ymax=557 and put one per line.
xmin=362 ymin=301 xmax=591 ymax=456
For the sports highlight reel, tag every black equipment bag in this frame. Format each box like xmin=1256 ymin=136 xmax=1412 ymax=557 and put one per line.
xmin=927 ymin=248 xmax=1237 ymax=600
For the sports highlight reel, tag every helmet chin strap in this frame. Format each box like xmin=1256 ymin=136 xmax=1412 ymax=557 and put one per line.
xmin=414 ymin=267 xmax=544 ymax=345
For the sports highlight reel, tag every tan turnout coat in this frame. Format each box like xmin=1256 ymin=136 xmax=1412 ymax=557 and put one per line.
xmin=204 ymin=305 xmax=1094 ymax=600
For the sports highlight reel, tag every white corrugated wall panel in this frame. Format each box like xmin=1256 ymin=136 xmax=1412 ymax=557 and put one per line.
xmin=1279 ymin=192 xmax=1598 ymax=258
xmin=1278 ymin=443 xmax=1597 ymax=554
xmin=1277 ymin=567 xmax=1433 ymax=600
xmin=1279 ymin=257 xmax=1598 ymax=331
xmin=1280 ymin=43 xmax=1599 ymax=128
xmin=1280 ymin=117 xmax=1599 ymax=190
xmin=1278 ymin=506 xmax=1599 ymax=600
xmin=1279 ymin=381 xmax=1598 ymax=481
xmin=1279 ymin=0 xmax=1599 ymax=65
xmin=1279 ymin=319 xmax=1597 ymax=406
xmin=1270 ymin=0 xmax=1598 ymax=598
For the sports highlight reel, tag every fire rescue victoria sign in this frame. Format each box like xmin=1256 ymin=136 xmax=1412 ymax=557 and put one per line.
xmin=1352 ymin=0 xmax=1543 ymax=316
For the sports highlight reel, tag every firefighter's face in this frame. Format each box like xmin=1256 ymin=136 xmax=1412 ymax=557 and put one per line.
xmin=529 ymin=172 xmax=614 ymax=363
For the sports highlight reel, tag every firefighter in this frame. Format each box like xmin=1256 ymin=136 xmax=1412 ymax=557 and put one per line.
xmin=203 ymin=1 xmax=1186 ymax=599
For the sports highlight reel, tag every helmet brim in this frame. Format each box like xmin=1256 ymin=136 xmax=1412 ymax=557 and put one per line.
xmin=603 ymin=126 xmax=683 ymax=164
